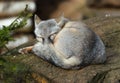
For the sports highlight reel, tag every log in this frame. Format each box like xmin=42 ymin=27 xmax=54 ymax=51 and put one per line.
xmin=4 ymin=16 xmax=120 ymax=83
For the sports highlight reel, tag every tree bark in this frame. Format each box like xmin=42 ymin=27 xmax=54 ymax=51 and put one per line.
xmin=6 ymin=16 xmax=120 ymax=83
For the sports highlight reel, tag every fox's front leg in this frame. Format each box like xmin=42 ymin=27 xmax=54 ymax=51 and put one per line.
xmin=19 ymin=46 xmax=34 ymax=54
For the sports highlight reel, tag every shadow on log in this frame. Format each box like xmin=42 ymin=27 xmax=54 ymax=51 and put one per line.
xmin=3 ymin=16 xmax=120 ymax=83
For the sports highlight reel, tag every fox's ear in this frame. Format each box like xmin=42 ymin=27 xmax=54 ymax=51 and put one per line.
xmin=34 ymin=14 xmax=41 ymax=27
xmin=58 ymin=13 xmax=68 ymax=28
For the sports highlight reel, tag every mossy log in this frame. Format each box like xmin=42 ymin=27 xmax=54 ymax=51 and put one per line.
xmin=3 ymin=16 xmax=120 ymax=83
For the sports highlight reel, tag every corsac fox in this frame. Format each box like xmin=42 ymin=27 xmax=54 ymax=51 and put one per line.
xmin=19 ymin=15 xmax=106 ymax=69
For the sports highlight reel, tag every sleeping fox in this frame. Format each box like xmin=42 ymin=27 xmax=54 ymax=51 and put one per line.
xmin=19 ymin=15 xmax=106 ymax=69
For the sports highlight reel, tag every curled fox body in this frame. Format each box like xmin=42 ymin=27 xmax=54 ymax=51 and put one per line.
xmin=19 ymin=15 xmax=106 ymax=69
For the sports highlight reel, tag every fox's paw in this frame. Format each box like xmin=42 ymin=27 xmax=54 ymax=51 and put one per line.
xmin=18 ymin=46 xmax=33 ymax=54
xmin=18 ymin=48 xmax=29 ymax=54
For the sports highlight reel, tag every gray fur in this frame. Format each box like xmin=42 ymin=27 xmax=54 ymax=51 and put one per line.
xmin=32 ymin=15 xmax=106 ymax=69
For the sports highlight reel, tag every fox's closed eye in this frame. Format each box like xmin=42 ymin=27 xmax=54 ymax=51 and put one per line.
xmin=37 ymin=36 xmax=44 ymax=43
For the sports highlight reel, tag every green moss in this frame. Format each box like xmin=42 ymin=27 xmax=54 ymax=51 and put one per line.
xmin=0 ymin=57 xmax=35 ymax=83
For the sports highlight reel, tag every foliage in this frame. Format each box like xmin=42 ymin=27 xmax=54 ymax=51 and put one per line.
xmin=0 ymin=57 xmax=35 ymax=83
xmin=0 ymin=5 xmax=35 ymax=82
xmin=0 ymin=5 xmax=32 ymax=49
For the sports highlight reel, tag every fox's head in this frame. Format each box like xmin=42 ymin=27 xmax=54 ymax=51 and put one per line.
xmin=34 ymin=15 xmax=68 ymax=44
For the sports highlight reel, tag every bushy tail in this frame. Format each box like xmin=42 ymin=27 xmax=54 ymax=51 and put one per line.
xmin=91 ymin=35 xmax=106 ymax=64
